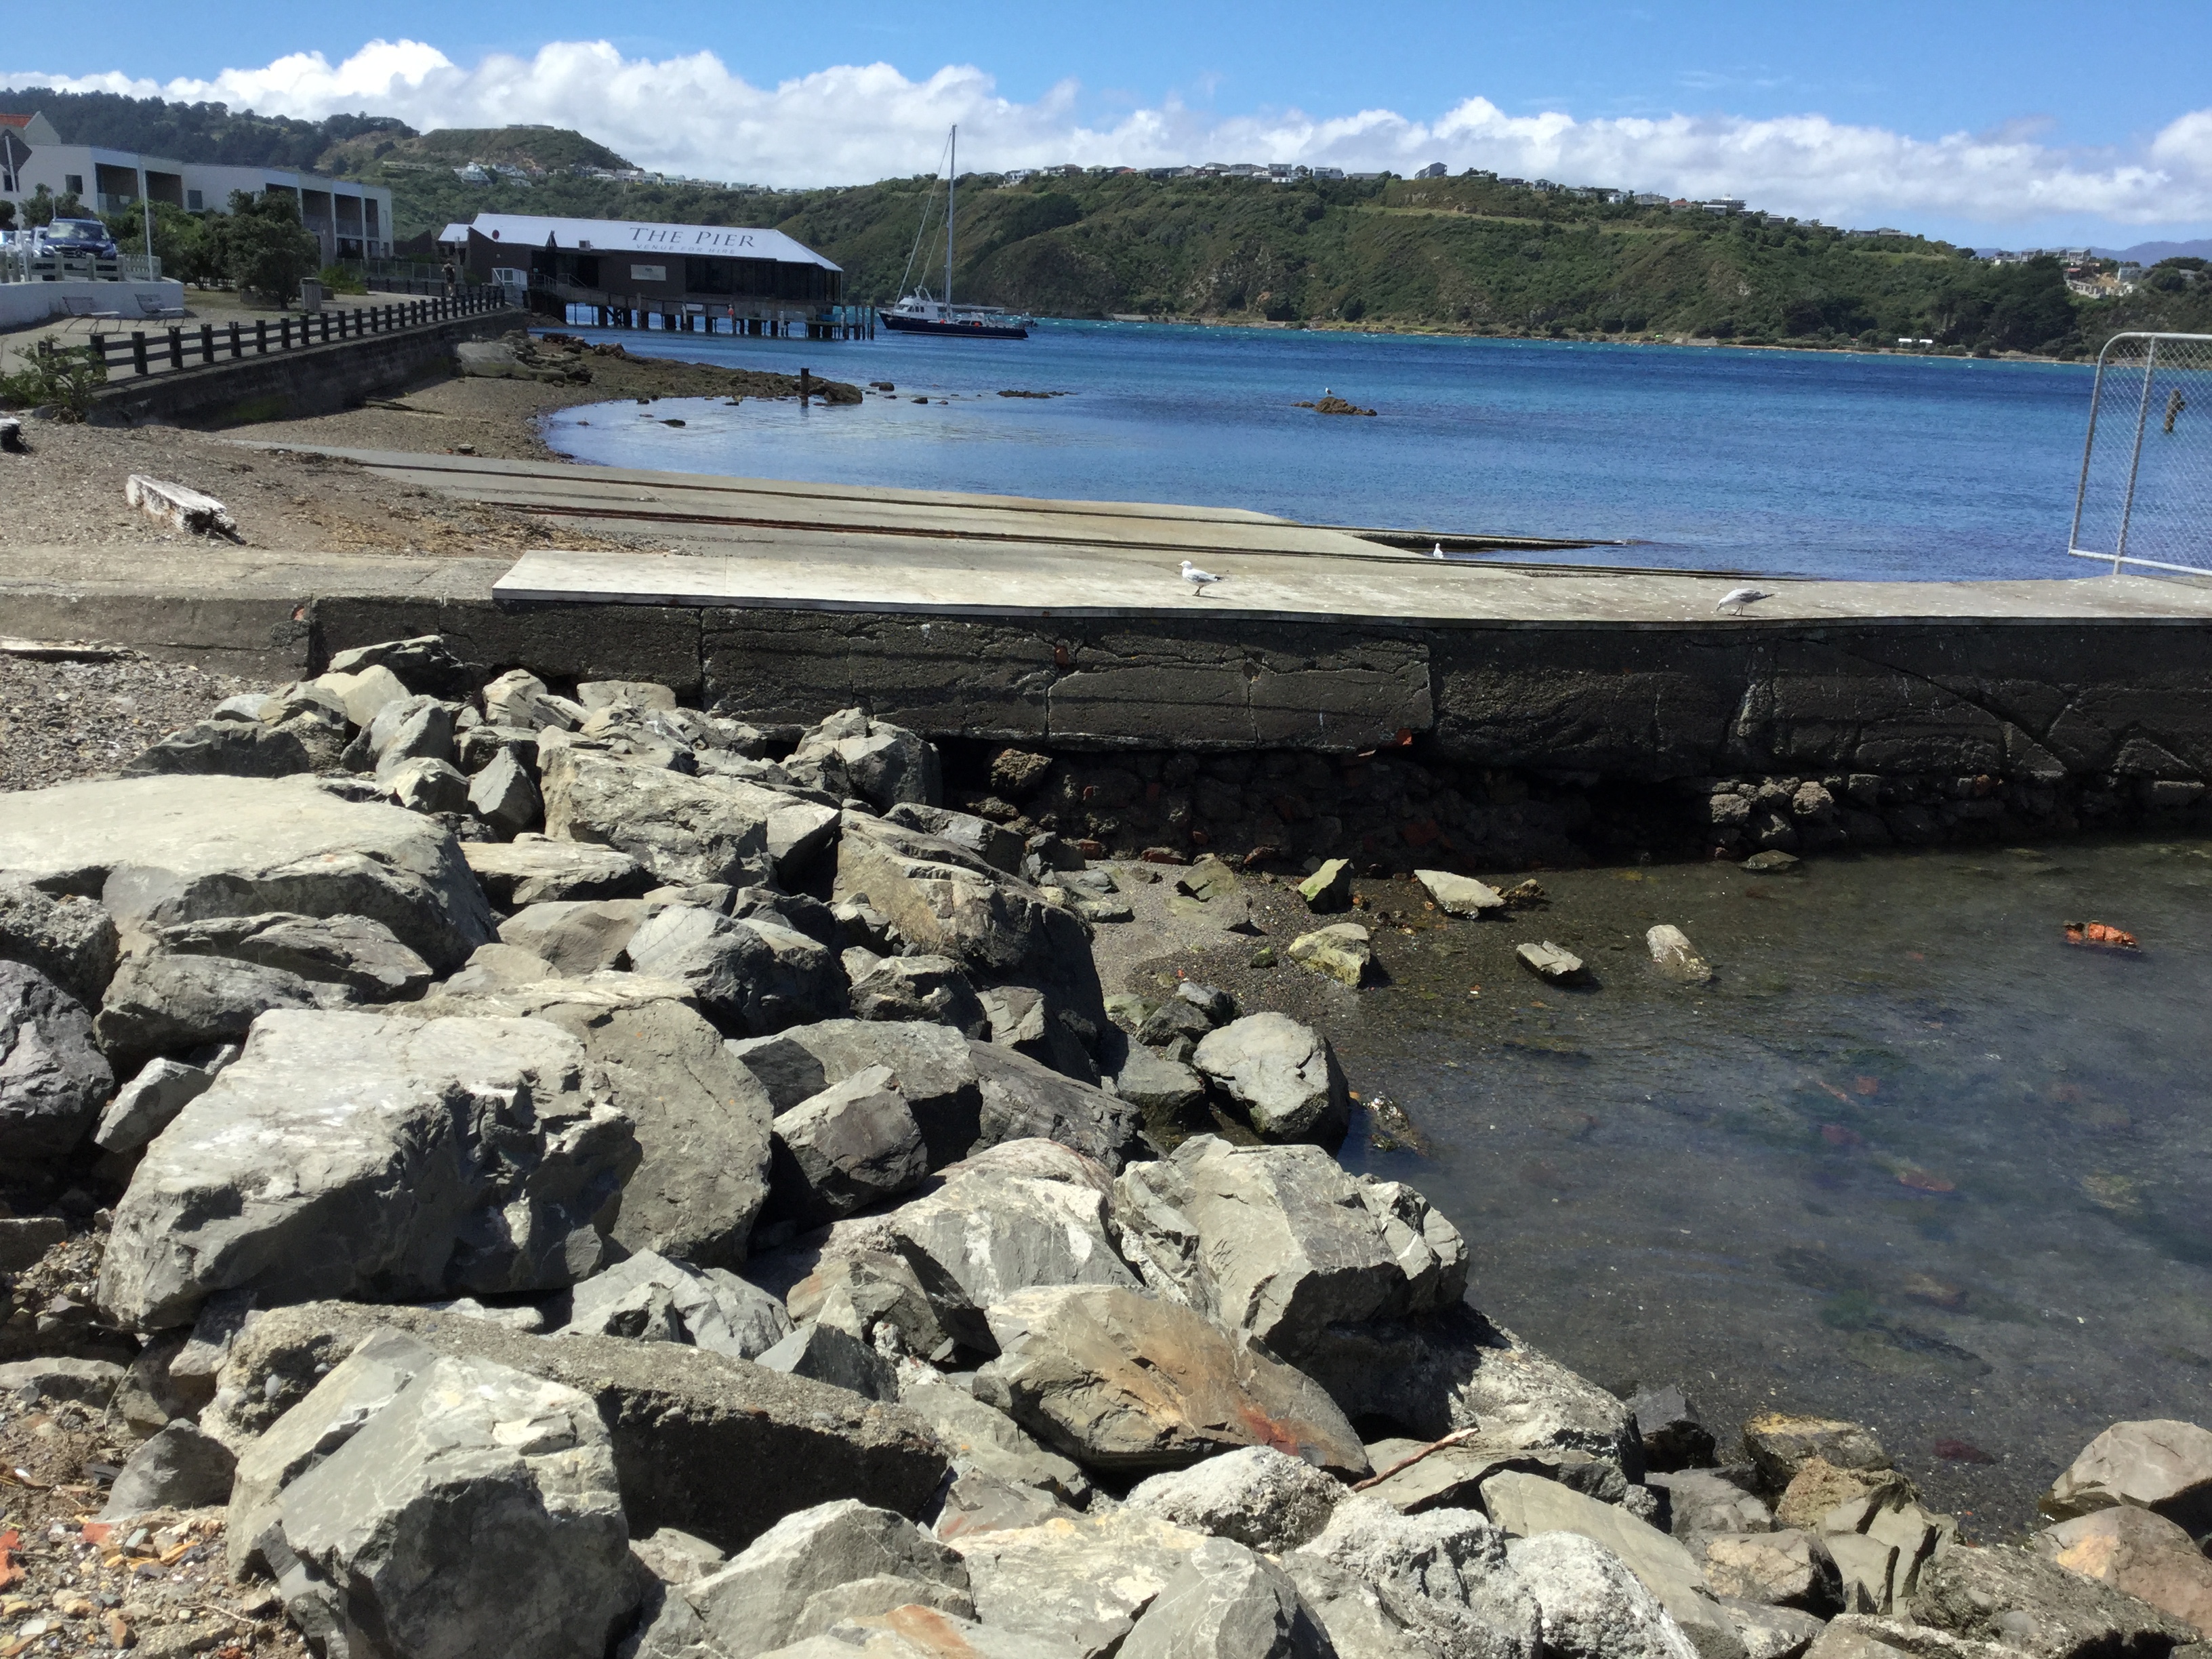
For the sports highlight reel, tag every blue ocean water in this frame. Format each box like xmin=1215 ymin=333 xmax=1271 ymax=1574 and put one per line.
xmin=540 ymin=320 xmax=2102 ymax=582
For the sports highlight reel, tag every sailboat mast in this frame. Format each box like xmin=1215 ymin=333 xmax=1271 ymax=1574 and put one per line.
xmin=945 ymin=125 xmax=957 ymax=308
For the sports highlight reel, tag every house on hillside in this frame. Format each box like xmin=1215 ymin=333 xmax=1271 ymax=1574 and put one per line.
xmin=0 ymin=108 xmax=393 ymax=259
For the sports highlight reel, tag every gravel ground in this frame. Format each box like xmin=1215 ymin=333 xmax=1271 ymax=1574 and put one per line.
xmin=1 ymin=335 xmax=853 ymax=556
xmin=1 ymin=1229 xmax=308 ymax=1659
xmin=0 ymin=655 xmax=251 ymax=795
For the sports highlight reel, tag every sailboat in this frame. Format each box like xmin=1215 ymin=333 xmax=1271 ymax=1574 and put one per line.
xmin=878 ymin=125 xmax=1031 ymax=340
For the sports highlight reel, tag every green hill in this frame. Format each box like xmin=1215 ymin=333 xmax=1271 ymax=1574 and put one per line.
xmin=15 ymin=83 xmax=2197 ymax=356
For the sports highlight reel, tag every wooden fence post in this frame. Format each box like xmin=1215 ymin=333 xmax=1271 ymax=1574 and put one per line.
xmin=132 ymin=332 xmax=148 ymax=375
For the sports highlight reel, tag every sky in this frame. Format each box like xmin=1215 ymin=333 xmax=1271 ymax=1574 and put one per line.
xmin=7 ymin=0 xmax=2211 ymax=247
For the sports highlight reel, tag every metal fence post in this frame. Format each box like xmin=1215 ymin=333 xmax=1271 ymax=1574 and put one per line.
xmin=2114 ymin=337 xmax=2162 ymax=571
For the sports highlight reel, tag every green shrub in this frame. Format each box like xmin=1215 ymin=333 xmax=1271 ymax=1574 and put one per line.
xmin=0 ymin=342 xmax=108 ymax=421
xmin=317 ymin=263 xmax=369 ymax=295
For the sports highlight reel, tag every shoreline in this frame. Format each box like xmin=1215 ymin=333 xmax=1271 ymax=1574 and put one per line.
xmin=1 ymin=644 xmax=2204 ymax=1656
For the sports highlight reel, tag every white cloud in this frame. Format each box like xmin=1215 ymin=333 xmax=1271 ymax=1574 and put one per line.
xmin=13 ymin=39 xmax=2211 ymax=229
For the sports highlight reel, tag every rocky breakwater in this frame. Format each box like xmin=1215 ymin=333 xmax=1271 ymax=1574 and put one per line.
xmin=1 ymin=636 xmax=2209 ymax=1659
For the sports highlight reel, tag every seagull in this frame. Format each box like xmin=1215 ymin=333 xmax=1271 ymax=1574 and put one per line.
xmin=1431 ymin=541 xmax=1447 ymax=559
xmin=1715 ymin=586 xmax=1772 ymax=615
xmin=1181 ymin=560 xmax=1224 ymax=597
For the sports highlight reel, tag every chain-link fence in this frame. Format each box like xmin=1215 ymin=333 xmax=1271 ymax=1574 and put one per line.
xmin=2070 ymin=332 xmax=2212 ymax=575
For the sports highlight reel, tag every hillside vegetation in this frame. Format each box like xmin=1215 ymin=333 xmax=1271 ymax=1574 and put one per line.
xmin=12 ymin=86 xmax=2205 ymax=356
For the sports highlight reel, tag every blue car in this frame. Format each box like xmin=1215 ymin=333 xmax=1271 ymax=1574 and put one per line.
xmin=39 ymin=218 xmax=120 ymax=259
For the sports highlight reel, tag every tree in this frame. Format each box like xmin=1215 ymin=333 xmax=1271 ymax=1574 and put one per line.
xmin=22 ymin=184 xmax=54 ymax=226
xmin=222 ymin=189 xmax=319 ymax=305
xmin=0 ymin=200 xmax=14 ymax=230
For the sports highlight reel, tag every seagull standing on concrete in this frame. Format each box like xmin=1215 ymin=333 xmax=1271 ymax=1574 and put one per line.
xmin=1715 ymin=586 xmax=1772 ymax=615
xmin=1181 ymin=560 xmax=1224 ymax=598
xmin=1431 ymin=541 xmax=1447 ymax=559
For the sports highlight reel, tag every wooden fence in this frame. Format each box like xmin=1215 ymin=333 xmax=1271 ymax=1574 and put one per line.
xmin=81 ymin=287 xmax=508 ymax=378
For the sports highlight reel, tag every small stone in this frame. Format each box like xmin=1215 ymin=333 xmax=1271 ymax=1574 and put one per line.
xmin=1645 ymin=926 xmax=1713 ymax=984
xmin=1704 ymin=1529 xmax=1822 ymax=1610
xmin=1287 ymin=924 xmax=1373 ymax=987
xmin=387 ymin=756 xmax=472 ymax=815
xmin=1630 ymin=1384 xmax=1717 ymax=1473
xmin=1776 ymin=1458 xmax=1914 ymax=1530
xmin=1742 ymin=851 xmax=1802 ymax=874
xmin=101 ymin=1421 xmax=237 ymax=1517
xmin=1517 ymin=941 xmax=1584 ymax=982
xmin=1297 ymin=859 xmax=1353 ymax=912
xmin=1414 ymin=869 xmax=1504 ymax=916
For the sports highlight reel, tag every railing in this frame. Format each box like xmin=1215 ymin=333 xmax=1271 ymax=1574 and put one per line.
xmin=0 ymin=247 xmax=162 ymax=283
xmin=80 ymin=286 xmax=508 ymax=379
xmin=2069 ymin=331 xmax=2212 ymax=575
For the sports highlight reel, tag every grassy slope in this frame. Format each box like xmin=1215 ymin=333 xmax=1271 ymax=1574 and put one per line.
xmin=15 ymin=85 xmax=2181 ymax=355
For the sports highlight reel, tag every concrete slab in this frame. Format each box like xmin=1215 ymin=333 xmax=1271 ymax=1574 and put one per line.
xmin=495 ymin=546 xmax=2212 ymax=629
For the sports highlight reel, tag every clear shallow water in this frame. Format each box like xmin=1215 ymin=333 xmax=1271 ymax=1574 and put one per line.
xmin=540 ymin=321 xmax=2097 ymax=581
xmin=1330 ymin=840 xmax=2212 ymax=1532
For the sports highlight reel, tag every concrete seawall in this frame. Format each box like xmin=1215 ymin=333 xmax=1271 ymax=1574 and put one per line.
xmin=7 ymin=544 xmax=2211 ymax=794
xmin=87 ymin=311 xmax=516 ymax=428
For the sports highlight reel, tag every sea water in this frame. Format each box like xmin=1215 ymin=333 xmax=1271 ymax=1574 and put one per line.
xmin=1332 ymin=841 xmax=2212 ymax=1530
xmin=541 ymin=320 xmax=2097 ymax=582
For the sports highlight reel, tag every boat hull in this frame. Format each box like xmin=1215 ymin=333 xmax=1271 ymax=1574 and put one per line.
xmin=878 ymin=310 xmax=1029 ymax=340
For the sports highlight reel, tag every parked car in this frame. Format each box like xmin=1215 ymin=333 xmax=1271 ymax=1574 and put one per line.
xmin=37 ymin=218 xmax=120 ymax=260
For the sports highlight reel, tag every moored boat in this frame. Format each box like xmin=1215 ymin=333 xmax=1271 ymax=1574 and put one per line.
xmin=877 ymin=125 xmax=1029 ymax=342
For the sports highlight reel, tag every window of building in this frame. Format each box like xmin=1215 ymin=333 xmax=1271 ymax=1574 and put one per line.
xmin=187 ymin=190 xmax=203 ymax=211
xmin=684 ymin=257 xmax=735 ymax=294
xmin=64 ymin=173 xmax=83 ymax=194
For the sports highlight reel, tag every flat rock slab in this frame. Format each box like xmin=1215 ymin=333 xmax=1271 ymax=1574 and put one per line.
xmin=0 ymin=775 xmax=495 ymax=971
xmin=205 ymin=1300 xmax=953 ymax=1555
xmin=463 ymin=840 xmax=655 ymax=906
xmin=2043 ymin=1418 xmax=2212 ymax=1538
xmin=977 ymin=1284 xmax=1369 ymax=1477
xmin=1515 ymin=941 xmax=1584 ymax=982
xmin=1414 ymin=869 xmax=1504 ymax=916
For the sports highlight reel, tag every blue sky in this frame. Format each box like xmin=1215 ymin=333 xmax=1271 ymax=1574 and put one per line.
xmin=11 ymin=1 xmax=2211 ymax=245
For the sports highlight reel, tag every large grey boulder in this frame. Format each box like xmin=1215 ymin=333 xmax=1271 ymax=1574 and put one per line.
xmin=0 ymin=876 xmax=119 ymax=1004
xmin=390 ymin=761 xmax=472 ymax=814
xmin=0 ymin=1355 xmax=125 ymax=1406
xmin=1112 ymin=1045 xmax=1207 ymax=1118
xmin=975 ymin=1284 xmax=1370 ymax=1477
xmin=834 ymin=815 xmax=1103 ymax=1017
xmin=1507 ymin=1530 xmax=1700 ymax=1659
xmin=206 ymin=1300 xmax=952 ymax=1555
xmin=772 ymin=1067 xmax=928 ymax=1224
xmin=100 ymin=1419 xmax=237 ymax=1518
xmin=969 ymin=1042 xmax=1142 ymax=1170
xmin=754 ymin=1610 xmax=1061 ymax=1658
xmin=97 ymin=1010 xmax=638 ymax=1329
xmin=0 ymin=775 xmax=495 ymax=970
xmin=94 ymin=949 xmax=340 ymax=1064
xmin=756 ymin=1322 xmax=901 ymax=1403
xmin=411 ymin=976 xmax=773 ymax=1269
xmin=328 ymin=635 xmax=477 ymax=700
xmin=462 ymin=840 xmax=653 ymax=906
xmin=900 ymin=1375 xmax=1092 ymax=1507
xmin=731 ymin=1019 xmax=983 ymax=1170
xmin=847 ymin=954 xmax=988 ymax=1037
xmin=1191 ymin=1014 xmax=1350 ymax=1145
xmin=788 ymin=710 xmax=943 ymax=810
xmin=980 ymin=983 xmax=1100 ymax=1081
xmin=468 ymin=748 xmax=542 ymax=835
xmin=148 ymin=910 xmax=433 ymax=1000
xmin=1114 ymin=1135 xmax=1469 ymax=1393
xmin=640 ymin=1499 xmax=970 ymax=1659
xmin=627 ymin=905 xmax=846 ymax=1036
xmin=2043 ymin=1418 xmax=2212 ymax=1538
xmin=884 ymin=803 xmax=1023 ymax=874
xmin=226 ymin=1328 xmax=439 ymax=1574
xmin=1481 ymin=1472 xmax=1744 ymax=1658
xmin=949 ymin=1509 xmax=1229 ymax=1657
xmin=2034 ymin=1505 xmax=2212 ymax=1639
xmin=1910 ymin=1542 xmax=2197 ymax=1658
xmin=1286 ymin=1496 xmax=1540 ymax=1659
xmin=880 ymin=1146 xmax=1138 ymax=1351
xmin=543 ymin=747 xmax=838 ymax=886
xmin=1120 ymin=1534 xmax=1332 ymax=1659
xmin=94 ymin=1054 xmax=218 ymax=1153
xmin=249 ymin=1353 xmax=637 ymax=1659
xmin=0 ymin=960 xmax=113 ymax=1157
xmin=498 ymin=897 xmax=653 ymax=975
xmin=791 ymin=1250 xmax=950 ymax=1360
xmin=1294 ymin=1301 xmax=1641 ymax=1452
xmin=1123 ymin=1444 xmax=1345 ymax=1552
xmin=369 ymin=697 xmax=458 ymax=779
xmin=124 ymin=718 xmax=315 ymax=778
xmin=565 ymin=1248 xmax=793 ymax=1358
